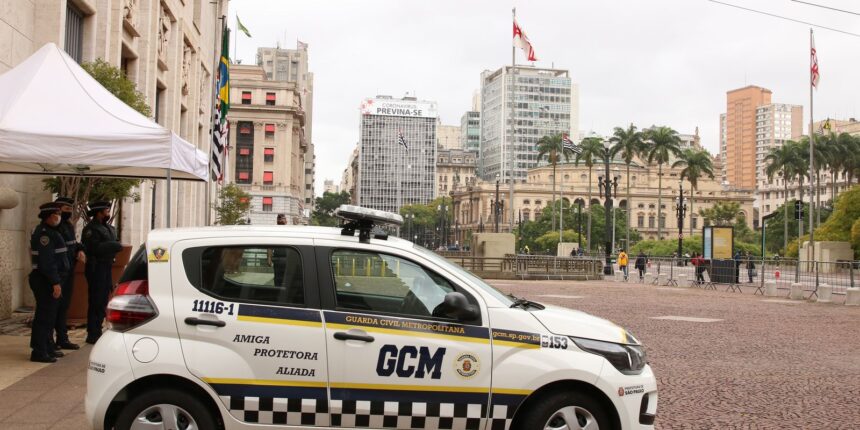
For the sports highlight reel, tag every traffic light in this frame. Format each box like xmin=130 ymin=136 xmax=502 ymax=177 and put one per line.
xmin=794 ymin=200 xmax=803 ymax=221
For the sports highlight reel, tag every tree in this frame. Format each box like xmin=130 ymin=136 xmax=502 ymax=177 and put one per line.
xmin=311 ymin=191 xmax=351 ymax=226
xmin=765 ymin=141 xmax=803 ymax=251
xmin=213 ymin=184 xmax=250 ymax=225
xmin=808 ymin=184 xmax=860 ymax=257
xmin=643 ymin=126 xmax=682 ymax=241
xmin=42 ymin=59 xmax=150 ymax=236
xmin=698 ymin=201 xmax=741 ymax=226
xmin=574 ymin=137 xmax=605 ymax=251
xmin=537 ymin=133 xmax=575 ymax=231
xmin=516 ymin=200 xmax=639 ymax=255
xmin=763 ymin=200 xmax=830 ymax=255
xmin=610 ymin=123 xmax=645 ymax=255
xmin=672 ymin=148 xmax=714 ymax=237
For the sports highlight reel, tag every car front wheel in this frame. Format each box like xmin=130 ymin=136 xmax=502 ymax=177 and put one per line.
xmin=115 ymin=388 xmax=217 ymax=430
xmin=514 ymin=390 xmax=613 ymax=430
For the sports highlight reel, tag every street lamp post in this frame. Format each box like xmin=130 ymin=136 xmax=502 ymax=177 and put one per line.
xmin=494 ymin=174 xmax=501 ymax=233
xmin=675 ymin=180 xmax=687 ymax=263
xmin=597 ymin=143 xmax=619 ymax=275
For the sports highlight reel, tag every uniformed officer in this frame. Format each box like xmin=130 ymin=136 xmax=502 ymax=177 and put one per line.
xmin=82 ymin=200 xmax=122 ymax=344
xmin=53 ymin=197 xmax=85 ymax=350
xmin=29 ymin=202 xmax=70 ymax=363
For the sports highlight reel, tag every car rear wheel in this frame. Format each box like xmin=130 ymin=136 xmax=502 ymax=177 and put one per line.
xmin=115 ymin=388 xmax=217 ymax=430
xmin=514 ymin=390 xmax=612 ymax=430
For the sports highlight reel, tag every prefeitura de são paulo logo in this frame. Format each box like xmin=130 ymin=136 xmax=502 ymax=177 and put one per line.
xmin=455 ymin=353 xmax=480 ymax=378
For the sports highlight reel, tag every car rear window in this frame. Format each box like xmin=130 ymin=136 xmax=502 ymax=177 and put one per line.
xmin=118 ymin=245 xmax=148 ymax=283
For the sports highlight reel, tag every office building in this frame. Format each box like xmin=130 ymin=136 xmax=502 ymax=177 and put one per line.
xmin=479 ymin=65 xmax=579 ymax=182
xmin=356 ymin=96 xmax=438 ymax=213
xmin=228 ymin=65 xmax=308 ymax=225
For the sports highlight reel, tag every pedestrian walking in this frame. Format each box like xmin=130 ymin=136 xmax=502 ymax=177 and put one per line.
xmin=746 ymin=252 xmax=757 ymax=283
xmin=692 ymin=252 xmax=706 ymax=284
xmin=634 ymin=251 xmax=647 ymax=281
xmin=82 ymin=200 xmax=122 ymax=344
xmin=29 ymin=202 xmax=70 ymax=363
xmin=618 ymin=249 xmax=629 ymax=281
xmin=52 ymin=197 xmax=84 ymax=351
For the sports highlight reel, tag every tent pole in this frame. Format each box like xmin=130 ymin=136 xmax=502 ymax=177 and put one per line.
xmin=166 ymin=168 xmax=172 ymax=228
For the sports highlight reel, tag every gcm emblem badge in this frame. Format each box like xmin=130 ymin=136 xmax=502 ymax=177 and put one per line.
xmin=455 ymin=353 xmax=479 ymax=379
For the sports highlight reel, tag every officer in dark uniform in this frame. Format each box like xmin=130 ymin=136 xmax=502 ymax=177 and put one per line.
xmin=52 ymin=197 xmax=84 ymax=350
xmin=82 ymin=201 xmax=122 ymax=344
xmin=29 ymin=202 xmax=70 ymax=363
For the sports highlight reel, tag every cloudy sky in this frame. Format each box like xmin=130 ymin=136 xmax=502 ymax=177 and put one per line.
xmin=227 ymin=0 xmax=860 ymax=195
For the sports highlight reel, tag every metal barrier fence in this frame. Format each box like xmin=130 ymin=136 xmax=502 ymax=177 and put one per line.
xmin=440 ymin=254 xmax=604 ymax=280
xmin=616 ymin=256 xmax=858 ymax=297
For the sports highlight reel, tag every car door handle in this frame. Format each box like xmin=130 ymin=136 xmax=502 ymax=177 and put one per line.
xmin=184 ymin=317 xmax=226 ymax=327
xmin=333 ymin=332 xmax=374 ymax=343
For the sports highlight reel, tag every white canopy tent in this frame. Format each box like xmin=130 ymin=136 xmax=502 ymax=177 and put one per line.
xmin=0 ymin=43 xmax=210 ymax=225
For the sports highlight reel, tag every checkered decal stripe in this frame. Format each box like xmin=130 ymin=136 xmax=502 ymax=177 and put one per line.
xmin=330 ymin=399 xmax=486 ymax=429
xmin=220 ymin=395 xmax=329 ymax=426
xmin=217 ymin=395 xmax=519 ymax=429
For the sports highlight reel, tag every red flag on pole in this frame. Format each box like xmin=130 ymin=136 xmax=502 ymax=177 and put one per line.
xmin=811 ymin=33 xmax=820 ymax=89
xmin=513 ymin=19 xmax=537 ymax=62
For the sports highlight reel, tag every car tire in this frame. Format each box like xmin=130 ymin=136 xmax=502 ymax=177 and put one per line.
xmin=513 ymin=389 xmax=613 ymax=430
xmin=115 ymin=388 xmax=217 ymax=430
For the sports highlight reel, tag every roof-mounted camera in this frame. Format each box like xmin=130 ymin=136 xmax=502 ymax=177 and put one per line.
xmin=336 ymin=205 xmax=404 ymax=244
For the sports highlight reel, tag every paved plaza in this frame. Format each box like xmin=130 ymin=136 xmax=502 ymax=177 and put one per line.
xmin=0 ymin=279 xmax=857 ymax=429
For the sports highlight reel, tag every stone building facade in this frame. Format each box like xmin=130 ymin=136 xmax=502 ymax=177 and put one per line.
xmin=435 ymin=148 xmax=477 ymax=199
xmin=0 ymin=0 xmax=225 ymax=318
xmin=227 ymin=64 xmax=308 ymax=225
xmin=449 ymin=157 xmax=755 ymax=248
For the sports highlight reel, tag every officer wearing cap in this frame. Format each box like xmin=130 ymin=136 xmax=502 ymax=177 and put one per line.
xmin=29 ymin=202 xmax=70 ymax=363
xmin=82 ymin=200 xmax=122 ymax=344
xmin=53 ymin=197 xmax=85 ymax=350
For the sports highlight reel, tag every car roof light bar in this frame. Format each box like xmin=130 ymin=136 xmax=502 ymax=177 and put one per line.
xmin=336 ymin=205 xmax=403 ymax=243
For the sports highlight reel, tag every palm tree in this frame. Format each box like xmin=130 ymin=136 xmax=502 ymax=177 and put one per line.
xmin=575 ymin=137 xmax=605 ymax=252
xmin=537 ymin=134 xmax=575 ymax=232
xmin=609 ymin=123 xmax=644 ymax=252
xmin=672 ymin=148 xmax=715 ymax=237
xmin=764 ymin=141 xmax=802 ymax=251
xmin=643 ymin=126 xmax=682 ymax=241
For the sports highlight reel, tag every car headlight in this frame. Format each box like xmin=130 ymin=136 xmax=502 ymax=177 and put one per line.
xmin=571 ymin=336 xmax=647 ymax=375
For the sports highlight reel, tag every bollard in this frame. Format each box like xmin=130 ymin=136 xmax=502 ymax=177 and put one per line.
xmin=845 ymin=288 xmax=860 ymax=306
xmin=817 ymin=283 xmax=832 ymax=303
xmin=765 ymin=280 xmax=778 ymax=297
xmin=645 ymin=273 xmax=655 ymax=284
xmin=790 ymin=283 xmax=804 ymax=300
xmin=676 ymin=273 xmax=688 ymax=287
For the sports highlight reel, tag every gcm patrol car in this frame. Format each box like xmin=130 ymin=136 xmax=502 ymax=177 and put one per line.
xmin=86 ymin=205 xmax=657 ymax=430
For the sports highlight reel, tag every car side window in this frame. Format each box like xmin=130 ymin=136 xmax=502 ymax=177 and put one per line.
xmin=199 ymin=246 xmax=304 ymax=305
xmin=330 ymin=249 xmax=457 ymax=319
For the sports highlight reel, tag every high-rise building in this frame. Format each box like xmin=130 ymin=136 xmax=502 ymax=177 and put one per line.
xmin=257 ymin=43 xmax=315 ymax=214
xmin=323 ymin=179 xmax=339 ymax=194
xmin=460 ymin=111 xmax=481 ymax=153
xmin=479 ymin=65 xmax=579 ymax=181
xmin=755 ymin=103 xmax=803 ymax=190
xmin=437 ymin=124 xmax=462 ymax=150
xmin=228 ymin=65 xmax=309 ymax=225
xmin=720 ymin=86 xmax=772 ymax=190
xmin=340 ymin=145 xmax=359 ymax=204
xmin=357 ymin=96 xmax=438 ymax=213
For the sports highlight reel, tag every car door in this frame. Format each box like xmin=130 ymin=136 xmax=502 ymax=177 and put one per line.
xmin=316 ymin=242 xmax=492 ymax=430
xmin=171 ymin=237 xmax=331 ymax=428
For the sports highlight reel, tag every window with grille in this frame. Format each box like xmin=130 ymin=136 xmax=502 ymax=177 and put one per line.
xmin=64 ymin=3 xmax=84 ymax=63
xmin=241 ymin=92 xmax=252 ymax=105
xmin=265 ymin=124 xmax=275 ymax=138
xmin=266 ymin=93 xmax=276 ymax=106
xmin=264 ymin=148 xmax=274 ymax=162
xmin=262 ymin=197 xmax=273 ymax=212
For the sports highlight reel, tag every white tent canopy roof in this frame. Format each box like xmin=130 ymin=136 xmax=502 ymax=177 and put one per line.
xmin=0 ymin=43 xmax=208 ymax=181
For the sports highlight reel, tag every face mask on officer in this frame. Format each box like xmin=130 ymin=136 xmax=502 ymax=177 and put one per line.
xmin=47 ymin=213 xmax=61 ymax=227
xmin=61 ymin=211 xmax=72 ymax=222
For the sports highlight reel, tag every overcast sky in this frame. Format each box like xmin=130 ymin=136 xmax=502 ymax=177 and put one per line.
xmin=228 ymin=0 xmax=860 ymax=196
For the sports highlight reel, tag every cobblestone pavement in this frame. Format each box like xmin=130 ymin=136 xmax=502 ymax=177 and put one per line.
xmin=0 ymin=280 xmax=857 ymax=429
xmin=489 ymin=279 xmax=860 ymax=429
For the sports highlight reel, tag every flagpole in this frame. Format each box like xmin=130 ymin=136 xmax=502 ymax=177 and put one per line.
xmin=509 ymin=8 xmax=516 ymax=233
xmin=207 ymin=13 xmax=226 ymax=226
xmin=808 ymin=28 xmax=815 ymax=268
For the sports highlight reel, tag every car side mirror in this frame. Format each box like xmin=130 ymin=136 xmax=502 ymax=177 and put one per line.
xmin=435 ymin=291 xmax=480 ymax=321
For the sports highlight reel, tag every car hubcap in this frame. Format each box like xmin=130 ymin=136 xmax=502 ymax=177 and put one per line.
xmin=544 ymin=405 xmax=599 ymax=430
xmin=130 ymin=404 xmax=197 ymax=430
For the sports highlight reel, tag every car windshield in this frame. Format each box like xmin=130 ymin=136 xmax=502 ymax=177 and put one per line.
xmin=411 ymin=244 xmax=514 ymax=307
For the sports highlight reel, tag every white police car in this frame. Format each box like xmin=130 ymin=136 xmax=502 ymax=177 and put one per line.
xmin=86 ymin=205 xmax=657 ymax=430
